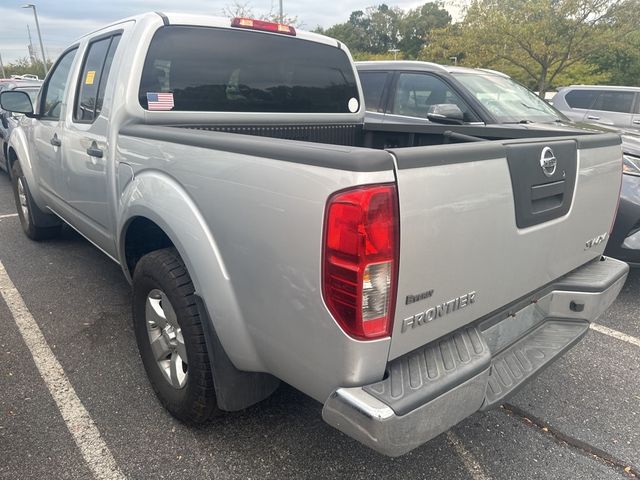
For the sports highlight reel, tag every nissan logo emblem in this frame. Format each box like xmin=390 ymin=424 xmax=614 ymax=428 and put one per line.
xmin=540 ymin=147 xmax=557 ymax=177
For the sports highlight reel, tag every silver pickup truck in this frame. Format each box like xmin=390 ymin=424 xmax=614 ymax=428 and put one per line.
xmin=0 ymin=12 xmax=629 ymax=456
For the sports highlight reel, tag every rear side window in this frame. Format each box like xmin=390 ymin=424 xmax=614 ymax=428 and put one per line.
xmin=75 ymin=34 xmax=121 ymax=123
xmin=564 ymin=90 xmax=598 ymax=109
xmin=359 ymin=72 xmax=388 ymax=112
xmin=591 ymin=91 xmax=635 ymax=114
xmin=138 ymin=26 xmax=359 ymax=113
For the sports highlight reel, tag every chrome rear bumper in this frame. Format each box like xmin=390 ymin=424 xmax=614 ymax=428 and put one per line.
xmin=322 ymin=257 xmax=628 ymax=457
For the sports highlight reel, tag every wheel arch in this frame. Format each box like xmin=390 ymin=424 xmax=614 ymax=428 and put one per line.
xmin=118 ymin=171 xmax=277 ymax=409
xmin=6 ymin=129 xmax=46 ymax=208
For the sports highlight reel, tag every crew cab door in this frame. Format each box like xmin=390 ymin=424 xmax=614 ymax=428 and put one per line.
xmin=585 ymin=90 xmax=635 ymax=129
xmin=31 ymin=48 xmax=78 ymax=195
xmin=60 ymin=32 xmax=122 ymax=254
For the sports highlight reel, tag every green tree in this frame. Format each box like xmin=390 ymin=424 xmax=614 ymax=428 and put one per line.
xmin=424 ymin=0 xmax=640 ymax=95
xmin=366 ymin=4 xmax=403 ymax=54
xmin=222 ymin=1 xmax=301 ymax=27
xmin=3 ymin=57 xmax=52 ymax=79
xmin=398 ymin=3 xmax=451 ymax=58
xmin=317 ymin=11 xmax=371 ymax=52
xmin=317 ymin=5 xmax=403 ymax=54
xmin=317 ymin=3 xmax=451 ymax=58
xmin=588 ymin=31 xmax=640 ymax=86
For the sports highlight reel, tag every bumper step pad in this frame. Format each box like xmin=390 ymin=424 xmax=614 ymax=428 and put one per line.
xmin=482 ymin=319 xmax=589 ymax=410
xmin=364 ymin=327 xmax=491 ymax=416
xmin=554 ymin=256 xmax=629 ymax=293
xmin=362 ymin=319 xmax=589 ymax=416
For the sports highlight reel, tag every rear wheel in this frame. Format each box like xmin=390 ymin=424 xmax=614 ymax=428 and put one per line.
xmin=132 ymin=248 xmax=219 ymax=423
xmin=11 ymin=161 xmax=61 ymax=240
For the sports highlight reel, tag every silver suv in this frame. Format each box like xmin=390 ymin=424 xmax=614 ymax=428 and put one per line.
xmin=554 ymin=85 xmax=640 ymax=130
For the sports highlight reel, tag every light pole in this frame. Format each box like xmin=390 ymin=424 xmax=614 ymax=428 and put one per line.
xmin=279 ymin=0 xmax=283 ymax=22
xmin=0 ymin=52 xmax=6 ymax=78
xmin=22 ymin=4 xmax=47 ymax=79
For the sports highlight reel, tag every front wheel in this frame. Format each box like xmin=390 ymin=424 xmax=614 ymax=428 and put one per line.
xmin=11 ymin=161 xmax=61 ymax=240
xmin=132 ymin=248 xmax=219 ymax=423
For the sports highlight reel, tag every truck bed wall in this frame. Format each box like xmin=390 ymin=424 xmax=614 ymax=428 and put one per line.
xmin=116 ymin=125 xmax=397 ymax=403
xmin=116 ymin=123 xmax=621 ymax=402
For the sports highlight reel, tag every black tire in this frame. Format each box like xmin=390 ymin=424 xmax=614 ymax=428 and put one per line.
xmin=11 ymin=161 xmax=61 ymax=241
xmin=132 ymin=247 xmax=219 ymax=423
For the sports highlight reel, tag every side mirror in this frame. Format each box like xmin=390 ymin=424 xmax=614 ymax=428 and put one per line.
xmin=427 ymin=103 xmax=464 ymax=125
xmin=0 ymin=91 xmax=34 ymax=117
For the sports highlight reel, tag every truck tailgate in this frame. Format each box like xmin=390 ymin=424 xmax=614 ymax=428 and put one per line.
xmin=388 ymin=134 xmax=622 ymax=359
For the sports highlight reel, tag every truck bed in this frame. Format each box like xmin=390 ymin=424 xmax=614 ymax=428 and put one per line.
xmin=120 ymin=122 xmax=622 ymax=373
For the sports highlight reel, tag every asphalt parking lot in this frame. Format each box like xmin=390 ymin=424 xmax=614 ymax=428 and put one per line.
xmin=0 ymin=172 xmax=638 ymax=480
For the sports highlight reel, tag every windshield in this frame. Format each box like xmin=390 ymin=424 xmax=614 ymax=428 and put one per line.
xmin=452 ymin=72 xmax=565 ymax=123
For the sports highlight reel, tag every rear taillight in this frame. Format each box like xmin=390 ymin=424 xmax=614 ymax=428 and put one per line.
xmin=322 ymin=184 xmax=399 ymax=340
xmin=231 ymin=17 xmax=296 ymax=36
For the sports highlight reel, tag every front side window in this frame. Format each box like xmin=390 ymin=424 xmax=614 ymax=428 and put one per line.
xmin=391 ymin=73 xmax=477 ymax=121
xmin=591 ymin=91 xmax=635 ymax=114
xmin=75 ymin=34 xmax=121 ymax=122
xmin=138 ymin=26 xmax=359 ymax=113
xmin=41 ymin=48 xmax=78 ymax=120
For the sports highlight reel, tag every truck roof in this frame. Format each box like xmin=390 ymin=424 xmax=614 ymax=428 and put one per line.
xmin=75 ymin=12 xmax=341 ymax=49
xmin=355 ymin=61 xmax=511 ymax=78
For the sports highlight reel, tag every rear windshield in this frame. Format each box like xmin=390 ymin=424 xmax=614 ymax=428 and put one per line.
xmin=139 ymin=26 xmax=360 ymax=113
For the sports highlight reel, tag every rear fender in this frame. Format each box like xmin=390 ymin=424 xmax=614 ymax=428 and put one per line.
xmin=117 ymin=170 xmax=263 ymax=372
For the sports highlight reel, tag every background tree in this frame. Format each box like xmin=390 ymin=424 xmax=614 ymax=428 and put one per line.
xmin=423 ymin=0 xmax=640 ymax=95
xmin=398 ymin=3 xmax=451 ymax=58
xmin=316 ymin=3 xmax=451 ymax=58
xmin=223 ymin=1 xmax=301 ymax=27
xmin=588 ymin=31 xmax=640 ymax=86
xmin=2 ymin=57 xmax=52 ymax=79
xmin=317 ymin=11 xmax=372 ymax=52
xmin=366 ymin=4 xmax=404 ymax=54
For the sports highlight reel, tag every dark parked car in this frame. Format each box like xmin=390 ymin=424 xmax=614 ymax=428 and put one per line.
xmin=356 ymin=61 xmax=640 ymax=266
xmin=0 ymin=80 xmax=42 ymax=173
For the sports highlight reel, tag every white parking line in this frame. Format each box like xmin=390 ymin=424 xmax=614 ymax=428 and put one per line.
xmin=0 ymin=213 xmax=18 ymax=219
xmin=0 ymin=260 xmax=126 ymax=480
xmin=446 ymin=431 xmax=491 ymax=480
xmin=590 ymin=323 xmax=640 ymax=348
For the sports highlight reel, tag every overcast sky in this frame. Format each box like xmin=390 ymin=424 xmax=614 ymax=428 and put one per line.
xmin=0 ymin=0 xmax=465 ymax=64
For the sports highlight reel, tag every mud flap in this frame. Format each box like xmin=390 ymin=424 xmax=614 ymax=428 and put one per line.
xmin=195 ymin=295 xmax=280 ymax=411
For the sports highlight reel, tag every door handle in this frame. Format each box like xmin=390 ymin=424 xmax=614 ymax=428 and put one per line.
xmin=633 ymin=120 xmax=640 ymax=125
xmin=50 ymin=134 xmax=61 ymax=147
xmin=86 ymin=141 xmax=103 ymax=158
xmin=587 ymin=115 xmax=600 ymax=120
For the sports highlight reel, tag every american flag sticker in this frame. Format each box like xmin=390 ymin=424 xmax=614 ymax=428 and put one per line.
xmin=147 ymin=92 xmax=174 ymax=111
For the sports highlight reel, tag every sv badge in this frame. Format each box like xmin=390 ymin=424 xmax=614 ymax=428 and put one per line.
xmin=585 ymin=232 xmax=607 ymax=250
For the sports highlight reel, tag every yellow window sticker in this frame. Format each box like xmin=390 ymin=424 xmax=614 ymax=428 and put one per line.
xmin=85 ymin=70 xmax=96 ymax=85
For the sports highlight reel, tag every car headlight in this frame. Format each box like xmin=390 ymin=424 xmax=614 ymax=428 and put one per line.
xmin=623 ymin=154 xmax=640 ymax=176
